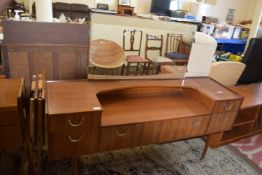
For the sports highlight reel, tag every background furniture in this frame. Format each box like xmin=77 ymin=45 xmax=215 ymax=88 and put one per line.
xmin=89 ymin=39 xmax=125 ymax=74
xmin=145 ymin=34 xmax=173 ymax=74
xmin=118 ymin=5 xmax=134 ymax=16
xmin=207 ymin=83 xmax=262 ymax=148
xmin=51 ymin=2 xmax=91 ymax=21
xmin=0 ymin=78 xmax=29 ymax=174
xmin=185 ymin=32 xmax=217 ymax=77
xmin=209 ymin=61 xmax=246 ymax=87
xmin=46 ymin=78 xmax=242 ymax=174
xmin=238 ymin=38 xmax=262 ymax=85
xmin=165 ymin=33 xmax=190 ymax=65
xmin=0 ymin=79 xmax=25 ymax=150
xmin=122 ymin=29 xmax=149 ymax=75
xmin=216 ymin=38 xmax=247 ymax=54
xmin=2 ymin=20 xmax=90 ymax=91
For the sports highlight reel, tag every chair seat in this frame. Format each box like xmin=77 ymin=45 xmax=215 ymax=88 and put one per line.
xmin=127 ymin=55 xmax=149 ymax=63
xmin=148 ymin=56 xmax=173 ymax=64
xmin=166 ymin=52 xmax=188 ymax=60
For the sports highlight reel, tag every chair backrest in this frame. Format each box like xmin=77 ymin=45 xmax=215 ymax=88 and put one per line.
xmin=145 ymin=34 xmax=163 ymax=59
xmin=238 ymin=38 xmax=262 ymax=84
xmin=90 ymin=39 xmax=125 ymax=68
xmin=123 ymin=29 xmax=143 ymax=56
xmin=185 ymin=32 xmax=217 ymax=77
xmin=209 ymin=61 xmax=246 ymax=87
xmin=165 ymin=33 xmax=182 ymax=54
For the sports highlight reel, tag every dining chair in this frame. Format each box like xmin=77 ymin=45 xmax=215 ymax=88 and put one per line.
xmin=122 ymin=29 xmax=149 ymax=75
xmin=89 ymin=39 xmax=125 ymax=75
xmin=145 ymin=34 xmax=174 ymax=74
xmin=165 ymin=33 xmax=190 ymax=65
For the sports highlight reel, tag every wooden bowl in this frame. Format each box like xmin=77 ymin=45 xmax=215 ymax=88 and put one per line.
xmin=90 ymin=39 xmax=125 ymax=68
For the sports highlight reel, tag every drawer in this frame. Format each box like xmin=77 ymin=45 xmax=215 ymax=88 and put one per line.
xmin=0 ymin=110 xmax=20 ymax=126
xmin=47 ymin=112 xmax=101 ymax=134
xmin=213 ymin=100 xmax=241 ymax=112
xmin=0 ymin=125 xmax=23 ymax=150
xmin=207 ymin=111 xmax=238 ymax=133
xmin=99 ymin=123 xmax=144 ymax=152
xmin=48 ymin=133 xmax=76 ymax=160
xmin=158 ymin=115 xmax=210 ymax=143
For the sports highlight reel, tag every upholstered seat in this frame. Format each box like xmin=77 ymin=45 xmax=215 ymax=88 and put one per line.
xmin=209 ymin=61 xmax=246 ymax=87
xmin=166 ymin=52 xmax=188 ymax=59
xmin=148 ymin=56 xmax=173 ymax=64
xmin=126 ymin=55 xmax=149 ymax=63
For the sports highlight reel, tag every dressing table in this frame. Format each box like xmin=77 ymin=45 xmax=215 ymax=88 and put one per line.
xmin=45 ymin=77 xmax=243 ymax=174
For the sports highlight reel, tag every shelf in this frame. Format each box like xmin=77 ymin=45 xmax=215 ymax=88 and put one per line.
xmin=222 ymin=123 xmax=253 ymax=143
xmin=233 ymin=107 xmax=259 ymax=127
xmin=98 ymin=87 xmax=211 ymax=126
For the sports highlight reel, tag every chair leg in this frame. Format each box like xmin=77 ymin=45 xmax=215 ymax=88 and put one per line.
xmin=135 ymin=63 xmax=139 ymax=76
xmin=92 ymin=67 xmax=96 ymax=74
xmin=121 ymin=65 xmax=125 ymax=75
xmin=126 ymin=62 xmax=130 ymax=76
xmin=111 ymin=69 xmax=114 ymax=75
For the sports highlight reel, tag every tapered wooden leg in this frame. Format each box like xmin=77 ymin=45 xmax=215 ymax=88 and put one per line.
xmin=126 ymin=63 xmax=130 ymax=76
xmin=72 ymin=156 xmax=78 ymax=175
xmin=121 ymin=65 xmax=125 ymax=75
xmin=135 ymin=63 xmax=139 ymax=76
xmin=201 ymin=141 xmax=209 ymax=160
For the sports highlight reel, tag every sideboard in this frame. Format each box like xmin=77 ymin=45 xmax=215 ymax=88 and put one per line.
xmin=45 ymin=77 xmax=243 ymax=174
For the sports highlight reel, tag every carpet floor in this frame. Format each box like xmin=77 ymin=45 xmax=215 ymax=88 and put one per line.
xmin=231 ymin=133 xmax=262 ymax=169
xmin=44 ymin=138 xmax=261 ymax=175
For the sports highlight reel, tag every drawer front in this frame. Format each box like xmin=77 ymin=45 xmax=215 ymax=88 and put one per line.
xmin=0 ymin=110 xmax=20 ymax=126
xmin=158 ymin=115 xmax=210 ymax=143
xmin=99 ymin=123 xmax=143 ymax=152
xmin=48 ymin=113 xmax=87 ymax=134
xmin=48 ymin=112 xmax=101 ymax=134
xmin=47 ymin=112 xmax=101 ymax=158
xmin=48 ymin=133 xmax=76 ymax=160
xmin=207 ymin=111 xmax=238 ymax=133
xmin=213 ymin=100 xmax=241 ymax=113
xmin=0 ymin=125 xmax=23 ymax=150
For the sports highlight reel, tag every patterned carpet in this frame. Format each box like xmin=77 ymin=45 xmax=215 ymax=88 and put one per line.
xmin=44 ymin=138 xmax=261 ymax=175
xmin=231 ymin=133 xmax=262 ymax=169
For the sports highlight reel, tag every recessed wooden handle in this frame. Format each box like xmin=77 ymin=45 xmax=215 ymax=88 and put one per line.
xmin=67 ymin=118 xmax=85 ymax=127
xmin=68 ymin=134 xmax=84 ymax=143
xmin=115 ymin=128 xmax=129 ymax=137
xmin=224 ymin=103 xmax=233 ymax=110
xmin=192 ymin=118 xmax=201 ymax=127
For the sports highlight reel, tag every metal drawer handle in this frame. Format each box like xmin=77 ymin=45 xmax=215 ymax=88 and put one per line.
xmin=192 ymin=119 xmax=201 ymax=127
xmin=224 ymin=103 xmax=233 ymax=110
xmin=68 ymin=134 xmax=84 ymax=143
xmin=115 ymin=128 xmax=129 ymax=137
xmin=67 ymin=118 xmax=85 ymax=127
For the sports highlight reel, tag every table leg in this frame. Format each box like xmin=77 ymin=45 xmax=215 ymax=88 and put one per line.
xmin=72 ymin=156 xmax=78 ymax=175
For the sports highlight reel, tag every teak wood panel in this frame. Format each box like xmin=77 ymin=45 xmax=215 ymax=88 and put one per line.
xmin=47 ymin=112 xmax=101 ymax=160
xmin=0 ymin=124 xmax=23 ymax=150
xmin=4 ymin=46 xmax=88 ymax=90
xmin=207 ymin=111 xmax=238 ymax=134
xmin=99 ymin=123 xmax=144 ymax=152
xmin=213 ymin=100 xmax=242 ymax=113
xmin=0 ymin=109 xmax=20 ymax=126
xmin=98 ymin=87 xmax=211 ymax=126
xmin=99 ymin=115 xmax=210 ymax=152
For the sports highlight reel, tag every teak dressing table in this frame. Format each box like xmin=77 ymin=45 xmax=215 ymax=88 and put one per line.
xmin=46 ymin=77 xmax=243 ymax=174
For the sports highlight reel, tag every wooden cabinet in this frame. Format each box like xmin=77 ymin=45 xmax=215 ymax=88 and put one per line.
xmin=2 ymin=21 xmax=90 ymax=92
xmin=0 ymin=79 xmax=24 ymax=151
xmin=47 ymin=112 xmax=101 ymax=160
xmin=207 ymin=83 xmax=262 ymax=148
